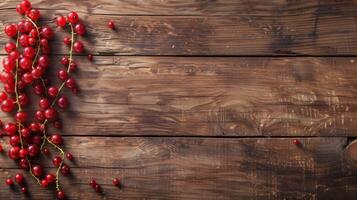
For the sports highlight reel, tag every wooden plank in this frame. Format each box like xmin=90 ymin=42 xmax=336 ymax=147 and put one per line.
xmin=0 ymin=137 xmax=356 ymax=199
xmin=2 ymin=56 xmax=357 ymax=137
xmin=1 ymin=0 xmax=357 ymax=16
xmin=0 ymin=11 xmax=357 ymax=55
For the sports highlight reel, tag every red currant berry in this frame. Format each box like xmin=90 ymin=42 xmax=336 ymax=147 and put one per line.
xmin=27 ymin=9 xmax=41 ymax=21
xmin=41 ymin=179 xmax=49 ymax=188
xmin=19 ymin=57 xmax=32 ymax=70
xmin=73 ymin=41 xmax=84 ymax=53
xmin=19 ymin=34 xmax=30 ymax=47
xmin=58 ymin=70 xmax=68 ymax=80
xmin=56 ymin=16 xmax=67 ymax=27
xmin=293 ymin=139 xmax=300 ymax=146
xmin=10 ymin=135 xmax=21 ymax=146
xmin=9 ymin=50 xmax=20 ymax=61
xmin=18 ymin=94 xmax=29 ymax=106
xmin=57 ymin=96 xmax=69 ymax=109
xmin=33 ymin=84 xmax=45 ymax=95
xmin=61 ymin=164 xmax=70 ymax=175
xmin=19 ymin=158 xmax=29 ymax=169
xmin=29 ymin=29 xmax=38 ymax=38
xmin=66 ymin=153 xmax=73 ymax=161
xmin=19 ymin=148 xmax=29 ymax=158
xmin=43 ymin=147 xmax=50 ymax=156
xmin=35 ymin=110 xmax=46 ymax=122
xmin=89 ymin=179 xmax=96 ymax=187
xmin=20 ymin=128 xmax=31 ymax=138
xmin=31 ymin=68 xmax=43 ymax=79
xmin=57 ymin=190 xmax=65 ymax=199
xmin=39 ymin=98 xmax=51 ymax=109
xmin=112 ymin=178 xmax=120 ymax=186
xmin=28 ymin=144 xmax=40 ymax=157
xmin=63 ymin=37 xmax=71 ymax=45
xmin=5 ymin=42 xmax=16 ymax=53
xmin=68 ymin=11 xmax=79 ymax=24
xmin=108 ymin=20 xmax=115 ymax=30
xmin=21 ymin=187 xmax=27 ymax=193
xmin=17 ymin=21 xmax=27 ymax=33
xmin=3 ymin=57 xmax=16 ymax=72
xmin=45 ymin=108 xmax=57 ymax=120
xmin=40 ymin=38 xmax=48 ymax=47
xmin=52 ymin=156 xmax=62 ymax=167
xmin=16 ymin=111 xmax=27 ymax=123
xmin=29 ymin=123 xmax=40 ymax=132
xmin=95 ymin=184 xmax=101 ymax=192
xmin=0 ymin=92 xmax=8 ymax=102
xmin=4 ymin=123 xmax=17 ymax=136
xmin=1 ymin=99 xmax=15 ymax=112
xmin=38 ymin=55 xmax=49 ymax=68
xmin=32 ymin=165 xmax=43 ymax=177
xmin=87 ymin=54 xmax=94 ymax=61
xmin=20 ymin=0 xmax=32 ymax=12
xmin=75 ymin=23 xmax=86 ymax=35
xmin=4 ymin=24 xmax=17 ymax=37
xmin=16 ymin=4 xmax=26 ymax=15
xmin=8 ymin=146 xmax=20 ymax=159
xmin=41 ymin=27 xmax=54 ymax=39
xmin=51 ymin=134 xmax=63 ymax=145
xmin=24 ymin=47 xmax=35 ymax=58
xmin=6 ymin=178 xmax=14 ymax=186
xmin=24 ymin=20 xmax=34 ymax=32
xmin=48 ymin=86 xmax=59 ymax=97
xmin=22 ymin=72 xmax=34 ymax=84
xmin=69 ymin=61 xmax=77 ymax=71
xmin=66 ymin=78 xmax=76 ymax=89
xmin=0 ymin=144 xmax=3 ymax=152
xmin=15 ymin=173 xmax=24 ymax=184
xmin=46 ymin=173 xmax=56 ymax=183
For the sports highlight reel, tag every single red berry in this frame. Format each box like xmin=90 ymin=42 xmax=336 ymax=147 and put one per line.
xmin=38 ymin=55 xmax=49 ymax=68
xmin=61 ymin=56 xmax=70 ymax=66
xmin=29 ymin=29 xmax=38 ymax=38
xmin=108 ymin=20 xmax=115 ymax=30
xmin=45 ymin=108 xmax=57 ymax=120
xmin=15 ymin=173 xmax=24 ymax=184
xmin=56 ymin=16 xmax=67 ymax=27
xmin=35 ymin=110 xmax=46 ymax=122
xmin=41 ymin=179 xmax=49 ymax=188
xmin=73 ymin=41 xmax=84 ymax=53
xmin=23 ymin=47 xmax=35 ymax=58
xmin=112 ymin=178 xmax=120 ymax=186
xmin=46 ymin=173 xmax=56 ymax=184
xmin=40 ymin=38 xmax=49 ymax=47
xmin=39 ymin=98 xmax=51 ymax=109
xmin=68 ymin=11 xmax=79 ymax=24
xmin=24 ymin=20 xmax=34 ymax=32
xmin=66 ymin=153 xmax=73 ymax=161
xmin=17 ymin=21 xmax=27 ymax=33
xmin=293 ymin=139 xmax=300 ymax=146
xmin=18 ymin=94 xmax=29 ymax=106
xmin=21 ymin=187 xmax=27 ymax=193
xmin=0 ymin=92 xmax=8 ymax=102
xmin=87 ymin=54 xmax=93 ymax=61
xmin=27 ymin=9 xmax=41 ymax=21
xmin=8 ymin=146 xmax=20 ymax=160
xmin=41 ymin=27 xmax=54 ymax=39
xmin=66 ymin=78 xmax=76 ymax=89
xmin=22 ymin=72 xmax=34 ymax=84
xmin=4 ymin=24 xmax=17 ymax=37
xmin=20 ymin=0 xmax=32 ymax=12
xmin=1 ymin=99 xmax=15 ymax=112
xmin=95 ymin=184 xmax=101 ymax=192
xmin=19 ymin=57 xmax=32 ymax=70
xmin=48 ymin=86 xmax=59 ymax=97
xmin=63 ymin=37 xmax=71 ymax=45
xmin=16 ymin=111 xmax=28 ymax=123
xmin=3 ymin=57 xmax=16 ymax=72
xmin=52 ymin=156 xmax=62 ymax=167
xmin=20 ymin=128 xmax=31 ymax=138
xmin=61 ymin=164 xmax=70 ymax=175
xmin=19 ymin=148 xmax=28 ymax=158
xmin=28 ymin=144 xmax=40 ymax=157
xmin=5 ymin=42 xmax=16 ymax=53
xmin=57 ymin=96 xmax=69 ymax=109
xmin=19 ymin=158 xmax=29 ymax=169
xmin=58 ymin=70 xmax=68 ymax=80
xmin=10 ymin=135 xmax=21 ymax=146
xmin=0 ymin=144 xmax=3 ymax=152
xmin=33 ymin=84 xmax=45 ymax=95
xmin=16 ymin=4 xmax=26 ymax=15
xmin=69 ymin=61 xmax=77 ymax=71
xmin=57 ymin=190 xmax=65 ymax=199
xmin=4 ymin=123 xmax=17 ymax=136
xmin=75 ymin=23 xmax=86 ymax=35
xmin=31 ymin=68 xmax=43 ymax=79
xmin=19 ymin=34 xmax=30 ymax=47
xmin=51 ymin=134 xmax=63 ymax=145
xmin=29 ymin=123 xmax=40 ymax=132
xmin=32 ymin=165 xmax=43 ymax=177
xmin=6 ymin=178 xmax=14 ymax=186
xmin=89 ymin=179 xmax=97 ymax=187
xmin=43 ymin=147 xmax=50 ymax=156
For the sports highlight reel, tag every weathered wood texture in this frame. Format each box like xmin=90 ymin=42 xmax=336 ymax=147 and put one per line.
xmin=0 ymin=137 xmax=356 ymax=200
xmin=0 ymin=1 xmax=357 ymax=55
xmin=2 ymin=56 xmax=357 ymax=137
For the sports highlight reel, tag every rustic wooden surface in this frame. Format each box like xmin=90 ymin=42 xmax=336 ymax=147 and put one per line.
xmin=0 ymin=0 xmax=356 ymax=199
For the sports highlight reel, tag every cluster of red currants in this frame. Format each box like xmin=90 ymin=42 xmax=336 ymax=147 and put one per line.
xmin=1 ymin=0 xmax=86 ymax=199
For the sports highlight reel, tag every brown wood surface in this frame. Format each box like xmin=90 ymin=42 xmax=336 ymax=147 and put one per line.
xmin=0 ymin=137 xmax=356 ymax=200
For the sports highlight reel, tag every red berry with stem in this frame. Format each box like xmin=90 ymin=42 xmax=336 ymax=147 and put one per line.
xmin=4 ymin=24 xmax=17 ymax=37
xmin=41 ymin=27 xmax=54 ymax=39
xmin=21 ymin=128 xmax=31 ymax=138
xmin=58 ymin=96 xmax=69 ymax=109
xmin=58 ymin=70 xmax=68 ymax=80
xmin=61 ymin=164 xmax=70 ymax=175
xmin=35 ymin=110 xmax=46 ymax=122
xmin=16 ymin=111 xmax=28 ymax=123
xmin=46 ymin=173 xmax=56 ymax=184
xmin=112 ymin=178 xmax=120 ymax=186
xmin=33 ymin=84 xmax=45 ymax=95
xmin=19 ymin=34 xmax=30 ymax=47
xmin=39 ymin=98 xmax=51 ymax=109
xmin=66 ymin=153 xmax=73 ymax=161
xmin=63 ymin=37 xmax=71 ymax=45
xmin=108 ymin=20 xmax=115 ymax=30
xmin=19 ymin=158 xmax=29 ymax=169
xmin=19 ymin=148 xmax=28 ymax=158
xmin=27 ymin=9 xmax=41 ymax=21
xmin=32 ymin=165 xmax=43 ymax=177
xmin=31 ymin=68 xmax=43 ymax=79
xmin=6 ymin=178 xmax=14 ymax=186
xmin=52 ymin=156 xmax=62 ymax=167
xmin=68 ymin=11 xmax=79 ymax=24
xmin=15 ymin=173 xmax=24 ymax=184
xmin=22 ymin=72 xmax=34 ymax=84
xmin=75 ymin=23 xmax=86 ymax=35
xmin=8 ymin=146 xmax=20 ymax=160
xmin=1 ymin=99 xmax=15 ymax=112
xmin=48 ymin=86 xmax=59 ymax=97
xmin=57 ymin=190 xmax=65 ymax=199
xmin=41 ymin=179 xmax=49 ymax=188
xmin=19 ymin=57 xmax=32 ymax=70
xmin=66 ymin=78 xmax=76 ymax=89
xmin=10 ymin=135 xmax=21 ymax=146
xmin=45 ymin=108 xmax=57 ymax=120
xmin=5 ymin=42 xmax=16 ymax=53
xmin=38 ymin=55 xmax=49 ymax=68
xmin=56 ymin=16 xmax=67 ymax=27
xmin=16 ymin=4 xmax=26 ymax=15
xmin=18 ymin=94 xmax=29 ymax=106
xmin=4 ymin=123 xmax=17 ymax=136
xmin=51 ymin=134 xmax=63 ymax=145
xmin=20 ymin=0 xmax=32 ymax=12
xmin=73 ymin=41 xmax=84 ymax=53
xmin=28 ymin=144 xmax=40 ymax=157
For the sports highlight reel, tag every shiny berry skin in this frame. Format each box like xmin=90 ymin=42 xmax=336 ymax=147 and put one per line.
xmin=69 ymin=61 xmax=77 ymax=71
xmin=18 ymin=94 xmax=29 ymax=106
xmin=52 ymin=156 xmax=62 ymax=167
xmin=41 ymin=179 xmax=49 ymax=188
xmin=31 ymin=68 xmax=43 ymax=79
xmin=293 ymin=139 xmax=300 ymax=146
xmin=45 ymin=108 xmax=57 ymax=120
xmin=20 ymin=0 xmax=32 ymax=12
xmin=9 ymin=50 xmax=20 ymax=61
xmin=21 ymin=187 xmax=27 ymax=193
xmin=16 ymin=111 xmax=28 ymax=122
xmin=75 ymin=23 xmax=86 ymax=35
xmin=29 ymin=123 xmax=40 ymax=132
xmin=48 ymin=86 xmax=59 ymax=97
xmin=4 ymin=24 xmax=17 ymax=37
xmin=61 ymin=164 xmax=70 ymax=175
xmin=27 ymin=9 xmax=41 ymax=21
xmin=19 ymin=158 xmax=29 ymax=169
xmin=94 ymin=184 xmax=101 ymax=192
xmin=24 ymin=46 xmax=35 ymax=58
xmin=56 ymin=16 xmax=67 ymax=27
xmin=61 ymin=56 xmax=70 ymax=66
xmin=35 ymin=110 xmax=46 ymax=122
xmin=19 ymin=57 xmax=32 ymax=70
xmin=68 ymin=11 xmax=79 ymax=24
xmin=38 ymin=55 xmax=49 ymax=68
xmin=73 ymin=41 xmax=84 ymax=53
xmin=21 ymin=128 xmax=31 ymax=138
xmin=89 ymin=179 xmax=96 ymax=187
xmin=29 ymin=29 xmax=38 ymax=38
xmin=58 ymin=70 xmax=68 ymax=80
xmin=15 ymin=173 xmax=24 ymax=184
xmin=19 ymin=148 xmax=28 ymax=158
xmin=51 ymin=134 xmax=63 ymax=145
xmin=32 ymin=165 xmax=43 ymax=177
xmin=22 ymin=72 xmax=34 ymax=84
xmin=6 ymin=178 xmax=14 ymax=186
xmin=63 ymin=37 xmax=71 ymax=45
xmin=5 ymin=42 xmax=16 ymax=53
xmin=1 ymin=99 xmax=15 ymax=112
xmin=3 ymin=57 xmax=16 ymax=72
xmin=0 ymin=92 xmax=8 ymax=102
xmin=17 ymin=21 xmax=27 ymax=33
xmin=10 ymin=135 xmax=21 ymax=146
xmin=46 ymin=173 xmax=56 ymax=183
xmin=39 ymin=98 xmax=51 ymax=109
xmin=57 ymin=190 xmax=65 ymax=199
xmin=33 ymin=84 xmax=45 ymax=95
xmin=0 ymin=145 xmax=3 ymax=152
xmin=43 ymin=147 xmax=50 ymax=156
xmin=8 ymin=146 xmax=20 ymax=159
xmin=108 ymin=20 xmax=115 ymax=30
xmin=4 ymin=123 xmax=17 ymax=136
xmin=112 ymin=178 xmax=120 ymax=186
xmin=19 ymin=34 xmax=30 ymax=47
xmin=66 ymin=153 xmax=73 ymax=161
xmin=16 ymin=4 xmax=26 ymax=15
xmin=28 ymin=144 xmax=40 ymax=157
xmin=66 ymin=78 xmax=76 ymax=89
xmin=41 ymin=27 xmax=54 ymax=39
xmin=40 ymin=38 xmax=48 ymax=47
xmin=58 ymin=96 xmax=69 ymax=109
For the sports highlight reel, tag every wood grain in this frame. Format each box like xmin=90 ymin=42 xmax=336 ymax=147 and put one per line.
xmin=2 ymin=56 xmax=357 ymax=137
xmin=0 ymin=137 xmax=356 ymax=200
xmin=0 ymin=9 xmax=357 ymax=55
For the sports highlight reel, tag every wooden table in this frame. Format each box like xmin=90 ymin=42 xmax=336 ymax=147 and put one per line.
xmin=0 ymin=0 xmax=357 ymax=199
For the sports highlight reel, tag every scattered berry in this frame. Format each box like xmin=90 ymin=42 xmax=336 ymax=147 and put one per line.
xmin=108 ymin=20 xmax=115 ymax=30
